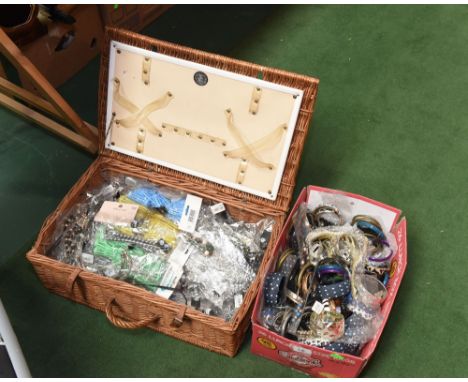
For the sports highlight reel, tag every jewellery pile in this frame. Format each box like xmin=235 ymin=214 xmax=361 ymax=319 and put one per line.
xmin=259 ymin=202 xmax=396 ymax=355
xmin=49 ymin=174 xmax=273 ymax=321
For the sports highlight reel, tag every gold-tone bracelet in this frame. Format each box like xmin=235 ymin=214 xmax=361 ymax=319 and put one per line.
xmin=276 ymin=248 xmax=294 ymax=272
xmin=301 ymin=270 xmax=315 ymax=297
xmin=296 ymin=263 xmax=314 ymax=291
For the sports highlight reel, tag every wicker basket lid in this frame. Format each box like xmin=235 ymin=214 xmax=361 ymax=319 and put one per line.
xmin=98 ymin=28 xmax=318 ymax=214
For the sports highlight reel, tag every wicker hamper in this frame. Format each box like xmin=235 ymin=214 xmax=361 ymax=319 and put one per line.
xmin=26 ymin=27 xmax=319 ymax=357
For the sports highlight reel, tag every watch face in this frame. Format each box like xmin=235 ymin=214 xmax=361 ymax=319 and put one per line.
xmin=193 ymin=71 xmax=208 ymax=86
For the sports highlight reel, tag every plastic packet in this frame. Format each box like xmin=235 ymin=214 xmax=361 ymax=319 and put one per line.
xmin=89 ymin=223 xmax=169 ymax=289
xmin=291 ymin=202 xmax=312 ymax=258
xmin=177 ymin=205 xmax=273 ymax=320
xmin=127 ymin=186 xmax=187 ymax=223
xmin=116 ymin=195 xmax=178 ymax=250
xmin=48 ymin=173 xmax=274 ymax=321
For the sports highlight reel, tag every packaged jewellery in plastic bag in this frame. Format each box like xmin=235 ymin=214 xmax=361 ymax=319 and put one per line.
xmin=48 ymin=174 xmax=274 ymax=321
xmin=259 ymin=201 xmax=396 ymax=355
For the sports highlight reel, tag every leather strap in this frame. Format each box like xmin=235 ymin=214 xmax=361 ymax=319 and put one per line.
xmin=223 ymin=123 xmax=287 ymax=161
xmin=249 ymin=86 xmax=262 ymax=115
xmin=162 ymin=122 xmax=226 ymax=147
xmin=117 ymin=92 xmax=173 ymax=128
xmin=112 ymin=78 xmax=166 ymax=136
xmin=236 ymin=160 xmax=248 ymax=184
xmin=224 ymin=109 xmax=272 ymax=169
xmin=142 ymin=56 xmax=151 ymax=85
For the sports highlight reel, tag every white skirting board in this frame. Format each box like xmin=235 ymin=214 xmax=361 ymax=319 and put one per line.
xmin=0 ymin=299 xmax=31 ymax=378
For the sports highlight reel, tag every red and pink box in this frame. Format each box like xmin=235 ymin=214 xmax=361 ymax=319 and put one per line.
xmin=251 ymin=185 xmax=407 ymax=378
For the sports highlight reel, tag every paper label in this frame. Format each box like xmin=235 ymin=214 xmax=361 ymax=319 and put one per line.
xmin=155 ymin=264 xmax=184 ymax=299
xmin=291 ymin=344 xmax=312 ymax=356
xmin=156 ymin=241 xmax=194 ymax=299
xmin=168 ymin=241 xmax=193 ymax=268
xmin=81 ymin=253 xmax=94 ymax=264
xmin=312 ymin=300 xmax=325 ymax=314
xmin=234 ymin=294 xmax=243 ymax=309
xmin=210 ymin=202 xmax=226 ymax=215
xmin=94 ymin=201 xmax=138 ymax=225
xmin=178 ymin=194 xmax=203 ymax=233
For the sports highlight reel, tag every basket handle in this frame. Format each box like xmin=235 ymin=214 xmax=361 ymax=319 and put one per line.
xmin=66 ymin=268 xmax=83 ymax=296
xmin=105 ymin=298 xmax=160 ymax=330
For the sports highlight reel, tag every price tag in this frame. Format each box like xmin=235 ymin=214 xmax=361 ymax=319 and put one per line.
xmin=291 ymin=344 xmax=312 ymax=356
xmin=234 ymin=294 xmax=243 ymax=309
xmin=168 ymin=241 xmax=193 ymax=268
xmin=156 ymin=241 xmax=194 ymax=299
xmin=312 ymin=300 xmax=325 ymax=314
xmin=155 ymin=265 xmax=184 ymax=299
xmin=210 ymin=203 xmax=226 ymax=215
xmin=178 ymin=194 xmax=203 ymax=233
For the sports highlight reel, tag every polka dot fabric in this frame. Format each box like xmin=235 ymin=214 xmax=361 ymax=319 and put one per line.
xmin=318 ymin=279 xmax=351 ymax=299
xmin=263 ymin=272 xmax=284 ymax=306
xmin=324 ymin=341 xmax=360 ymax=355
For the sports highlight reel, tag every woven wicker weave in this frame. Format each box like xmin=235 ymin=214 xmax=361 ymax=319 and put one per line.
xmin=26 ymin=27 xmax=319 ymax=357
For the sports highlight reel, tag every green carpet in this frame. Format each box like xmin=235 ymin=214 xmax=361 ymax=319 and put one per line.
xmin=1 ymin=4 xmax=468 ymax=377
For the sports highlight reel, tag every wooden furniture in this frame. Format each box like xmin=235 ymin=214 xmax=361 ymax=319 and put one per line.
xmin=0 ymin=27 xmax=97 ymax=153
xmin=98 ymin=5 xmax=171 ymax=31
xmin=18 ymin=5 xmax=104 ymax=91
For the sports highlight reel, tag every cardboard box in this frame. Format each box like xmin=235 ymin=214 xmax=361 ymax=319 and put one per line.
xmin=251 ymin=186 xmax=407 ymax=377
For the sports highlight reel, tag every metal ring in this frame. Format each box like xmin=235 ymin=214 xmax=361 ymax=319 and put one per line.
xmin=280 ymin=309 xmax=294 ymax=337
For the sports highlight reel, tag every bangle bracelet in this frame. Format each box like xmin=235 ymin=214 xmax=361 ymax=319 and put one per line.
xmin=260 ymin=306 xmax=280 ymax=330
xmin=280 ymin=309 xmax=294 ymax=336
xmin=352 ymin=215 xmax=383 ymax=231
xmin=276 ymin=248 xmax=294 ymax=271
xmin=279 ymin=253 xmax=298 ymax=282
xmin=317 ymin=264 xmax=347 ymax=276
xmin=318 ymin=280 xmax=351 ymax=300
xmin=323 ymin=342 xmax=361 ymax=355
xmin=382 ymin=272 xmax=390 ymax=286
xmin=263 ymin=272 xmax=285 ymax=305
xmin=310 ymin=205 xmax=344 ymax=227
xmin=286 ymin=289 xmax=305 ymax=306
xmin=300 ymin=269 xmax=315 ymax=296
xmin=356 ymin=220 xmax=385 ymax=241
xmin=343 ymin=315 xmax=373 ymax=344
xmin=365 ymin=264 xmax=389 ymax=277
xmin=296 ymin=263 xmax=314 ymax=290
xmin=354 ymin=274 xmax=387 ymax=308
xmin=347 ymin=297 xmax=378 ymax=320
xmin=368 ymin=247 xmax=393 ymax=263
